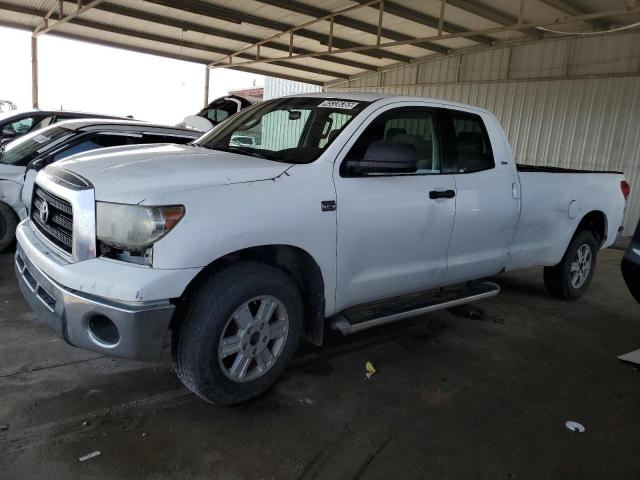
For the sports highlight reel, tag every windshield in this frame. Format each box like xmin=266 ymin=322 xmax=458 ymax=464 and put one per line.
xmin=194 ymin=97 xmax=370 ymax=164
xmin=0 ymin=124 xmax=75 ymax=166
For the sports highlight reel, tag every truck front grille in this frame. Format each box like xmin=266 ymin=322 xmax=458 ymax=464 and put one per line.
xmin=31 ymin=186 xmax=74 ymax=255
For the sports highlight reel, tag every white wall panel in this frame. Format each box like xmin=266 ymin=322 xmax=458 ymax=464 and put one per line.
xmin=263 ymin=76 xmax=321 ymax=100
xmin=329 ymin=32 xmax=640 ymax=234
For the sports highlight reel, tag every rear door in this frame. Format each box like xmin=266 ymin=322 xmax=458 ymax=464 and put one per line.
xmin=334 ymin=103 xmax=456 ymax=310
xmin=441 ymin=108 xmax=520 ymax=284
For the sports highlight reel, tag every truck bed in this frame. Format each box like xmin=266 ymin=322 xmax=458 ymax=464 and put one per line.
xmin=516 ymin=164 xmax=623 ymax=175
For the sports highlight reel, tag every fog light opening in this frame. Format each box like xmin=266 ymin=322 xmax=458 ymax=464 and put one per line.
xmin=88 ymin=315 xmax=120 ymax=346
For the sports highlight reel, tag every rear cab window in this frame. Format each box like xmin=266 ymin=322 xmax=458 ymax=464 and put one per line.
xmin=445 ymin=110 xmax=494 ymax=173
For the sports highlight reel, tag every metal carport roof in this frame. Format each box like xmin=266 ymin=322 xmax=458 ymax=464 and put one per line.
xmin=1 ymin=0 xmax=639 ymax=88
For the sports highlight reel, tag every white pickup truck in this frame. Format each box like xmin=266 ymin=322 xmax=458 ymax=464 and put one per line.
xmin=14 ymin=93 xmax=629 ymax=405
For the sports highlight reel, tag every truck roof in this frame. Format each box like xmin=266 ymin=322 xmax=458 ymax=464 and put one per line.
xmin=282 ymin=91 xmax=492 ymax=116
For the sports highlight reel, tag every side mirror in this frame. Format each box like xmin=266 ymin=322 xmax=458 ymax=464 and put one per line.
xmin=345 ymin=140 xmax=417 ymax=176
xmin=26 ymin=157 xmax=47 ymax=173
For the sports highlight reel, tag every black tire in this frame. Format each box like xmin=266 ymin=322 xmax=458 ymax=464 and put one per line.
xmin=544 ymin=230 xmax=598 ymax=300
xmin=0 ymin=202 xmax=18 ymax=254
xmin=175 ymin=261 xmax=303 ymax=405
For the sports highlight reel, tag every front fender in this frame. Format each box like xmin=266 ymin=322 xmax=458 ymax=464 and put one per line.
xmin=0 ymin=179 xmax=27 ymax=220
xmin=148 ymin=162 xmax=338 ymax=314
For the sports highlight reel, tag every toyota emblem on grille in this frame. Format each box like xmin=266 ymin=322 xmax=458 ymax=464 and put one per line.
xmin=39 ymin=200 xmax=50 ymax=224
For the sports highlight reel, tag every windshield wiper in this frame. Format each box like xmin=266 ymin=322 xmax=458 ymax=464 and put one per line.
xmin=203 ymin=145 xmax=276 ymax=161
xmin=226 ymin=146 xmax=270 ymax=160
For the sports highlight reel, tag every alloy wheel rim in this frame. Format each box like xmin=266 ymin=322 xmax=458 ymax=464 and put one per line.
xmin=218 ymin=295 xmax=289 ymax=383
xmin=570 ymin=244 xmax=592 ymax=289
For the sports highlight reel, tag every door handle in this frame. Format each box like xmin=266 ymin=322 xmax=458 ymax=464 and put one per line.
xmin=429 ymin=189 xmax=456 ymax=199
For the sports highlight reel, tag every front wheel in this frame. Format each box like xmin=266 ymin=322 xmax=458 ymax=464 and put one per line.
xmin=175 ymin=262 xmax=303 ymax=405
xmin=544 ymin=230 xmax=597 ymax=300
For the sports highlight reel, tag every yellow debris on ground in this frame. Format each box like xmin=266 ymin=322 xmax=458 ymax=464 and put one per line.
xmin=365 ymin=361 xmax=376 ymax=379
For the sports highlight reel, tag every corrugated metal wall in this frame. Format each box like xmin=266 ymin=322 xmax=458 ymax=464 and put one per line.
xmin=263 ymin=76 xmax=321 ymax=100
xmin=327 ymin=32 xmax=640 ymax=234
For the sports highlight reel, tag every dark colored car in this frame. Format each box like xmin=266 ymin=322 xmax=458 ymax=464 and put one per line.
xmin=622 ymin=220 xmax=640 ymax=303
xmin=0 ymin=109 xmax=131 ymax=144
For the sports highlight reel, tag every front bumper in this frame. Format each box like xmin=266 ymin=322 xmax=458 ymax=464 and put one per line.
xmin=15 ymin=245 xmax=176 ymax=362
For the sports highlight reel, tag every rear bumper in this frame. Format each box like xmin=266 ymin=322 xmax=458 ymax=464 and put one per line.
xmin=15 ymin=245 xmax=175 ymax=362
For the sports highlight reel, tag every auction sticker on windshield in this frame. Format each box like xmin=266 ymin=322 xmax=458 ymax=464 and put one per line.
xmin=32 ymin=134 xmax=50 ymax=144
xmin=318 ymin=100 xmax=359 ymax=110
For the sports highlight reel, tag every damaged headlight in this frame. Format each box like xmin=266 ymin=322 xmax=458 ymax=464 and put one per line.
xmin=96 ymin=202 xmax=185 ymax=251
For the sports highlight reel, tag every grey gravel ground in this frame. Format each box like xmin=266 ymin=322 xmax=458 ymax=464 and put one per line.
xmin=1 ymin=247 xmax=639 ymax=480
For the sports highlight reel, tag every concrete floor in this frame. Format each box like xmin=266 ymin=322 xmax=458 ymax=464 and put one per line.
xmin=0 ymin=247 xmax=639 ymax=480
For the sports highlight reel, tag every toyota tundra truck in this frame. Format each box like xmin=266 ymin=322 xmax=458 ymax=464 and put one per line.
xmin=14 ymin=93 xmax=629 ymax=404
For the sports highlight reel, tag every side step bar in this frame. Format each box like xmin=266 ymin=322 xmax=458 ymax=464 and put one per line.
xmin=330 ymin=281 xmax=500 ymax=335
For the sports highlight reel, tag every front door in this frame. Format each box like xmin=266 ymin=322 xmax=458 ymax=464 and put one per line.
xmin=334 ymin=104 xmax=456 ymax=311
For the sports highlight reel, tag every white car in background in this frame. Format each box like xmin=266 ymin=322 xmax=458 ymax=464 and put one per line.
xmin=178 ymin=95 xmax=253 ymax=132
xmin=0 ymin=100 xmax=17 ymax=113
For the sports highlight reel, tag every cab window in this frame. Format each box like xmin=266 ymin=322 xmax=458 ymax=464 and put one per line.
xmin=5 ymin=116 xmax=37 ymax=134
xmin=342 ymin=107 xmax=440 ymax=176
xmin=448 ymin=111 xmax=494 ymax=173
xmin=318 ymin=112 xmax=353 ymax=148
xmin=195 ymin=97 xmax=370 ymax=164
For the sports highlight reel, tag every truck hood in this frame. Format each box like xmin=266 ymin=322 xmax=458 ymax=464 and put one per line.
xmin=53 ymin=144 xmax=291 ymax=203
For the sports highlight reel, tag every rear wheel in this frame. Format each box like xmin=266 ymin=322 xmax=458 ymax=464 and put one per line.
xmin=544 ymin=230 xmax=597 ymax=300
xmin=175 ymin=262 xmax=303 ymax=405
xmin=0 ymin=202 xmax=18 ymax=253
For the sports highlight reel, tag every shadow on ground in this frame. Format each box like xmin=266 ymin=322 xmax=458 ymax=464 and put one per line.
xmin=1 ymin=249 xmax=639 ymax=479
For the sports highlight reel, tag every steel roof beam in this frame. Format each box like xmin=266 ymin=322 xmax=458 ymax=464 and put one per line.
xmin=143 ymin=0 xmax=411 ymax=63
xmin=0 ymin=3 xmax=347 ymax=80
xmin=447 ymin=0 xmax=543 ymax=38
xmin=538 ymin=0 xmax=610 ymax=30
xmin=207 ymin=0 xmax=397 ymax=66
xmin=253 ymin=0 xmax=449 ymax=55
xmin=208 ymin=4 xmax=640 ymax=70
xmin=86 ymin=2 xmax=378 ymax=71
xmin=41 ymin=27 xmax=325 ymax=86
xmin=34 ymin=0 xmax=105 ymax=36
xmin=353 ymin=0 xmax=495 ymax=45
xmin=68 ymin=18 xmax=351 ymax=79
